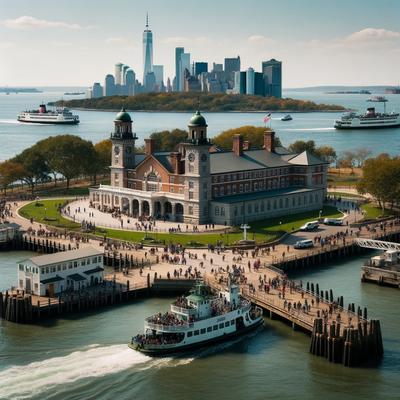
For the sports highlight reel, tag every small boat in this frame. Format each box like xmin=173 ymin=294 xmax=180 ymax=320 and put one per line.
xmin=281 ymin=114 xmax=292 ymax=121
xmin=129 ymin=279 xmax=263 ymax=355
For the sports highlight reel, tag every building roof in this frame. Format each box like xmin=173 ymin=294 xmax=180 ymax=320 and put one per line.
xmin=40 ymin=275 xmax=64 ymax=285
xmin=115 ymin=108 xmax=132 ymax=123
xmin=211 ymin=187 xmax=320 ymax=204
xmin=84 ymin=266 xmax=104 ymax=275
xmin=67 ymin=273 xmax=87 ymax=282
xmin=188 ymin=110 xmax=207 ymax=127
xmin=286 ymin=150 xmax=329 ymax=165
xmin=27 ymin=247 xmax=103 ymax=267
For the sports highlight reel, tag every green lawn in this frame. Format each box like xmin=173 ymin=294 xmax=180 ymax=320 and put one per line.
xmin=19 ymin=199 xmax=341 ymax=246
xmin=361 ymin=203 xmax=394 ymax=220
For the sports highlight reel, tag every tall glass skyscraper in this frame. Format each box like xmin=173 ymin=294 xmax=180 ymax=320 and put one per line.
xmin=175 ymin=47 xmax=184 ymax=91
xmin=262 ymin=59 xmax=282 ymax=98
xmin=143 ymin=13 xmax=153 ymax=84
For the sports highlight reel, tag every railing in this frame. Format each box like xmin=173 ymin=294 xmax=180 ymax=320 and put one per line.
xmin=170 ymin=305 xmax=197 ymax=315
xmin=145 ymin=321 xmax=194 ymax=332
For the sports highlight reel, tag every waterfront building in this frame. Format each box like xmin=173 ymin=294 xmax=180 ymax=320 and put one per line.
xmin=104 ymin=74 xmax=116 ymax=96
xmin=122 ymin=64 xmax=130 ymax=85
xmin=143 ymin=13 xmax=153 ymax=84
xmin=153 ymin=65 xmax=164 ymax=87
xmin=145 ymin=71 xmax=156 ymax=92
xmin=254 ymin=72 xmax=265 ymax=96
xmin=175 ymin=47 xmax=184 ymax=91
xmin=90 ymin=109 xmax=328 ymax=225
xmin=114 ymin=63 xmax=123 ymax=86
xmin=17 ymin=247 xmax=104 ymax=297
xmin=125 ymin=68 xmax=136 ymax=96
xmin=194 ymin=62 xmax=208 ymax=77
xmin=92 ymin=82 xmax=103 ymax=98
xmin=262 ymin=59 xmax=282 ymax=98
xmin=246 ymin=67 xmax=255 ymax=95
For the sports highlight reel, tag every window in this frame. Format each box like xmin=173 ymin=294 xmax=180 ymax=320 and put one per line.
xmin=239 ymin=184 xmax=243 ymax=193
xmin=51 ymin=266 xmax=56 ymax=273
xmin=19 ymin=264 xmax=24 ymax=271
xmin=200 ymin=328 xmax=206 ymax=334
xmin=74 ymin=261 xmax=78 ymax=268
xmin=188 ymin=206 xmax=193 ymax=215
xmin=57 ymin=265 xmax=61 ymax=272
xmin=207 ymin=327 xmax=212 ymax=332
xmin=248 ymin=204 xmax=252 ymax=214
xmin=225 ymin=321 xmax=230 ymax=327
xmin=231 ymin=320 xmax=235 ymax=325
xmin=255 ymin=204 xmax=259 ymax=213
xmin=187 ymin=331 xmax=193 ymax=337
xmin=81 ymin=260 xmax=86 ymax=266
xmin=215 ymin=206 xmax=220 ymax=216
xmin=189 ymin=181 xmax=194 ymax=189
xmin=234 ymin=206 xmax=238 ymax=216
xmin=68 ymin=263 xmax=73 ymax=269
xmin=221 ymin=207 xmax=225 ymax=216
xmin=194 ymin=330 xmax=199 ymax=336
xmin=213 ymin=325 xmax=218 ymax=331
xmin=189 ymin=192 xmax=194 ymax=199
xmin=219 ymin=323 xmax=224 ymax=329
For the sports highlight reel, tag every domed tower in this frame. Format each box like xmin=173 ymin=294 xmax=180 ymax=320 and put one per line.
xmin=182 ymin=110 xmax=211 ymax=224
xmin=110 ymin=108 xmax=137 ymax=187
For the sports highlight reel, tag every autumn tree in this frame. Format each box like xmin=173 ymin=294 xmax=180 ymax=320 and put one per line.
xmin=315 ymin=146 xmax=337 ymax=164
xmin=288 ymin=140 xmax=316 ymax=154
xmin=150 ymin=129 xmax=187 ymax=151
xmin=0 ymin=160 xmax=25 ymax=195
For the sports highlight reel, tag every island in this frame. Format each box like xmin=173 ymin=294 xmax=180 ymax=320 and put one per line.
xmin=0 ymin=87 xmax=42 ymax=93
xmin=50 ymin=92 xmax=346 ymax=112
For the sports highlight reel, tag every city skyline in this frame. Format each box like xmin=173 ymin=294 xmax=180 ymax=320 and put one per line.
xmin=1 ymin=0 xmax=400 ymax=87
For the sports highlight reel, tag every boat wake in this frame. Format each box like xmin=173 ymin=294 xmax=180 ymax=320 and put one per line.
xmin=0 ymin=343 xmax=192 ymax=399
xmin=0 ymin=119 xmax=46 ymax=126
xmin=279 ymin=127 xmax=335 ymax=132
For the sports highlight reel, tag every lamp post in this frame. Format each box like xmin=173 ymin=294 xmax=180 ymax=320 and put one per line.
xmin=319 ymin=210 xmax=322 ymax=220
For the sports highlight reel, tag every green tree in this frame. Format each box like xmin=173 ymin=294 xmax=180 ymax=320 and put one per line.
xmin=150 ymin=129 xmax=187 ymax=151
xmin=0 ymin=160 xmax=25 ymax=195
xmin=315 ymin=146 xmax=337 ymax=164
xmin=212 ymin=126 xmax=281 ymax=150
xmin=288 ymin=140 xmax=316 ymax=154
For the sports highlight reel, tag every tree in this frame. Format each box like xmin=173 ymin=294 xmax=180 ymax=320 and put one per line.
xmin=212 ymin=126 xmax=282 ymax=150
xmin=315 ymin=146 xmax=337 ymax=164
xmin=150 ymin=129 xmax=187 ymax=151
xmin=13 ymin=148 xmax=49 ymax=194
xmin=354 ymin=147 xmax=372 ymax=167
xmin=0 ymin=160 xmax=25 ymax=195
xmin=288 ymin=140 xmax=316 ymax=154
xmin=342 ymin=151 xmax=356 ymax=172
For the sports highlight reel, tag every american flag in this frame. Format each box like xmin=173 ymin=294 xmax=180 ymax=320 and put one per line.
xmin=263 ymin=113 xmax=271 ymax=124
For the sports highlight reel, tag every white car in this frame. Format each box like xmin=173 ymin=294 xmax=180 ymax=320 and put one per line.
xmin=293 ymin=239 xmax=314 ymax=249
xmin=300 ymin=221 xmax=319 ymax=231
xmin=323 ymin=218 xmax=343 ymax=226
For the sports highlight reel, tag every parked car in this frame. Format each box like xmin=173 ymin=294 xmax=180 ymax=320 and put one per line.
xmin=323 ymin=218 xmax=343 ymax=226
xmin=300 ymin=221 xmax=319 ymax=231
xmin=293 ymin=239 xmax=314 ymax=249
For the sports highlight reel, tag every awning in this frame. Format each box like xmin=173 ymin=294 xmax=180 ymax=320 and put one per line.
xmin=83 ymin=267 xmax=104 ymax=275
xmin=41 ymin=275 xmax=64 ymax=285
xmin=67 ymin=273 xmax=87 ymax=282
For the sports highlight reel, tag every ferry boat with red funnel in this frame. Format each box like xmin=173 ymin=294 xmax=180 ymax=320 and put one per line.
xmin=17 ymin=104 xmax=79 ymax=124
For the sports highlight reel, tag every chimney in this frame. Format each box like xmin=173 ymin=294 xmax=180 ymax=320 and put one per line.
xmin=232 ymin=134 xmax=244 ymax=156
xmin=145 ymin=138 xmax=155 ymax=155
xmin=264 ymin=130 xmax=275 ymax=153
xmin=243 ymin=140 xmax=250 ymax=151
xmin=170 ymin=152 xmax=182 ymax=174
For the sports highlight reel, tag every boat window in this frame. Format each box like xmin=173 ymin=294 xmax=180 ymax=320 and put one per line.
xmin=207 ymin=327 xmax=212 ymax=332
xmin=213 ymin=325 xmax=218 ymax=331
xmin=187 ymin=331 xmax=193 ymax=337
xmin=225 ymin=321 xmax=230 ymax=327
xmin=231 ymin=320 xmax=235 ymax=325
xmin=194 ymin=330 xmax=199 ymax=336
xmin=219 ymin=323 xmax=224 ymax=329
xmin=200 ymin=328 xmax=206 ymax=334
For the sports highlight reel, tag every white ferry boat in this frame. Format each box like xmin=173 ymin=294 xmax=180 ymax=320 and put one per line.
xmin=129 ymin=280 xmax=263 ymax=355
xmin=334 ymin=97 xmax=400 ymax=129
xmin=17 ymin=104 xmax=79 ymax=124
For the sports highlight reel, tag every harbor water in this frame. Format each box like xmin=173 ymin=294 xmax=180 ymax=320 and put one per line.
xmin=0 ymin=251 xmax=399 ymax=400
xmin=0 ymin=89 xmax=400 ymax=161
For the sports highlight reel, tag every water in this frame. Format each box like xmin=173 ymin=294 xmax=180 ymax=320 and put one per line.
xmin=0 ymin=90 xmax=400 ymax=162
xmin=0 ymin=251 xmax=399 ymax=400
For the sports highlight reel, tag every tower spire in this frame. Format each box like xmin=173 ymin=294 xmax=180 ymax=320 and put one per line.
xmin=146 ymin=12 xmax=149 ymax=28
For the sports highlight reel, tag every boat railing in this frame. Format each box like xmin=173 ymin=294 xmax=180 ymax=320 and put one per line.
xmin=170 ymin=305 xmax=197 ymax=315
xmin=145 ymin=321 xmax=194 ymax=332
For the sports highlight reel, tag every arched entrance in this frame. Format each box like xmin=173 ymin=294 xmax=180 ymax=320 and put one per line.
xmin=164 ymin=201 xmax=172 ymax=220
xmin=142 ymin=200 xmax=150 ymax=217
xmin=121 ymin=197 xmax=130 ymax=214
xmin=175 ymin=203 xmax=184 ymax=222
xmin=154 ymin=201 xmax=162 ymax=218
xmin=132 ymin=199 xmax=139 ymax=217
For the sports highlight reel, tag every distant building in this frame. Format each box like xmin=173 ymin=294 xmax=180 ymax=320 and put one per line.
xmin=212 ymin=63 xmax=223 ymax=73
xmin=17 ymin=247 xmax=104 ymax=296
xmin=92 ymin=82 xmax=103 ymax=98
xmin=104 ymin=74 xmax=116 ymax=96
xmin=194 ymin=62 xmax=208 ymax=76
xmin=233 ymin=71 xmax=246 ymax=94
xmin=167 ymin=77 xmax=172 ymax=92
xmin=262 ymin=59 xmax=282 ymax=98
xmin=254 ymin=72 xmax=264 ymax=96
xmin=114 ymin=63 xmax=123 ymax=86
xmin=175 ymin=47 xmax=184 ymax=91
xmin=122 ymin=65 xmax=129 ymax=85
xmin=184 ymin=69 xmax=201 ymax=92
xmin=224 ymin=56 xmax=240 ymax=74
xmin=125 ymin=69 xmax=136 ymax=95
xmin=153 ymin=65 xmax=164 ymax=87
xmin=143 ymin=14 xmax=153 ymax=84
xmin=179 ymin=53 xmax=191 ymax=92
xmin=246 ymin=67 xmax=255 ymax=95
xmin=145 ymin=71 xmax=156 ymax=92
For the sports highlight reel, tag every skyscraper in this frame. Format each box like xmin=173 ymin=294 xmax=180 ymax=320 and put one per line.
xmin=246 ymin=67 xmax=255 ymax=95
xmin=125 ymin=68 xmax=136 ymax=95
xmin=104 ymin=74 xmax=116 ymax=96
xmin=122 ymin=64 xmax=129 ymax=85
xmin=262 ymin=59 xmax=282 ymax=98
xmin=114 ymin=63 xmax=123 ymax=85
xmin=153 ymin=65 xmax=164 ymax=86
xmin=254 ymin=72 xmax=264 ymax=96
xmin=179 ymin=53 xmax=191 ymax=92
xmin=175 ymin=47 xmax=184 ymax=91
xmin=224 ymin=56 xmax=240 ymax=74
xmin=92 ymin=82 xmax=103 ymax=98
xmin=143 ymin=13 xmax=153 ymax=84
xmin=194 ymin=62 xmax=208 ymax=76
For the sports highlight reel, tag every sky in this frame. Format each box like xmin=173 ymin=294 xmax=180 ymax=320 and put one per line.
xmin=1 ymin=0 xmax=400 ymax=88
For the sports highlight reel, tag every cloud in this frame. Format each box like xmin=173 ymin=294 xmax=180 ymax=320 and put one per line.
xmin=247 ymin=35 xmax=275 ymax=45
xmin=49 ymin=41 xmax=73 ymax=47
xmin=3 ymin=16 xmax=84 ymax=30
xmin=160 ymin=36 xmax=208 ymax=45
xmin=345 ymin=28 xmax=400 ymax=43
xmin=0 ymin=41 xmax=14 ymax=49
